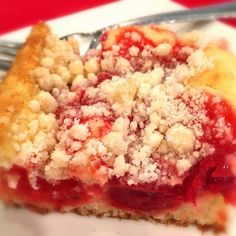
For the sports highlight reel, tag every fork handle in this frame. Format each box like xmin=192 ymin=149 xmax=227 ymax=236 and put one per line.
xmin=118 ymin=2 xmax=236 ymax=26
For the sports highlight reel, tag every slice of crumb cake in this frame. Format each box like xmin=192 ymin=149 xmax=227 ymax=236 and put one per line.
xmin=0 ymin=23 xmax=236 ymax=230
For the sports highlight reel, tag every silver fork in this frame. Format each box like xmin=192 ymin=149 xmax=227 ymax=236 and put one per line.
xmin=0 ymin=1 xmax=236 ymax=71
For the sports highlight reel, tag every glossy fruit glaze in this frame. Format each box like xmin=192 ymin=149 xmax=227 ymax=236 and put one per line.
xmin=0 ymin=166 xmax=93 ymax=210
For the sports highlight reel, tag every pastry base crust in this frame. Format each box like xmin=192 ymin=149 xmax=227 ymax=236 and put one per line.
xmin=2 ymin=193 xmax=226 ymax=231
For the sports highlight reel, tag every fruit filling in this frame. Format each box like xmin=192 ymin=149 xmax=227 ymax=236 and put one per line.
xmin=0 ymin=25 xmax=236 ymax=213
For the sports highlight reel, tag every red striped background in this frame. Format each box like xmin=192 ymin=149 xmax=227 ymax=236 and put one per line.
xmin=0 ymin=0 xmax=235 ymax=35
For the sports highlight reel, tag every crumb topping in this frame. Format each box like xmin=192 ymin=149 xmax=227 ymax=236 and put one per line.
xmin=8 ymin=27 xmax=234 ymax=187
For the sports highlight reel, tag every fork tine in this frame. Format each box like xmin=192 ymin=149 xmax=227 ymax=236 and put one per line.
xmin=0 ymin=54 xmax=14 ymax=70
xmin=0 ymin=41 xmax=21 ymax=70
xmin=0 ymin=53 xmax=15 ymax=62
xmin=0 ymin=41 xmax=21 ymax=56
xmin=0 ymin=61 xmax=11 ymax=70
xmin=0 ymin=46 xmax=18 ymax=56
xmin=0 ymin=41 xmax=22 ymax=49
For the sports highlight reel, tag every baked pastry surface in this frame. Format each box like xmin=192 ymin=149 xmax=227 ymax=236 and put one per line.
xmin=0 ymin=23 xmax=236 ymax=230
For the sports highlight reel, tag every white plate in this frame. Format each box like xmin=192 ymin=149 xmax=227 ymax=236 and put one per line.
xmin=0 ymin=0 xmax=236 ymax=235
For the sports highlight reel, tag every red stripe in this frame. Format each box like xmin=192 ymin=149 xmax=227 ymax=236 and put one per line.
xmin=173 ymin=0 xmax=236 ymax=27
xmin=0 ymin=0 xmax=235 ymax=35
xmin=0 ymin=0 xmax=117 ymax=35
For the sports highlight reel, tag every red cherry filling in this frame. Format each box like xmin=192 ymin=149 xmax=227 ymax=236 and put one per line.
xmin=107 ymin=180 xmax=184 ymax=212
xmin=0 ymin=166 xmax=91 ymax=209
xmin=106 ymin=96 xmax=236 ymax=212
xmin=106 ymin=153 xmax=236 ymax=213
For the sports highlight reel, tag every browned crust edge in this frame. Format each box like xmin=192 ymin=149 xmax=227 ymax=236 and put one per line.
xmin=0 ymin=22 xmax=50 ymax=164
xmin=4 ymin=201 xmax=225 ymax=233
xmin=0 ymin=22 xmax=49 ymax=124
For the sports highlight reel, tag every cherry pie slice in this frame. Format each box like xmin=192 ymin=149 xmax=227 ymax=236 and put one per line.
xmin=0 ymin=23 xmax=236 ymax=230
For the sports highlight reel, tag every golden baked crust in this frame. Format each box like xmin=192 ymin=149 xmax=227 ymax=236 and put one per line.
xmin=0 ymin=23 xmax=49 ymax=167
xmin=188 ymin=44 xmax=236 ymax=107
xmin=4 ymin=193 xmax=226 ymax=230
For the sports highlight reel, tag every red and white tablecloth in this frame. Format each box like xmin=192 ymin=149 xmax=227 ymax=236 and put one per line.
xmin=0 ymin=0 xmax=235 ymax=35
